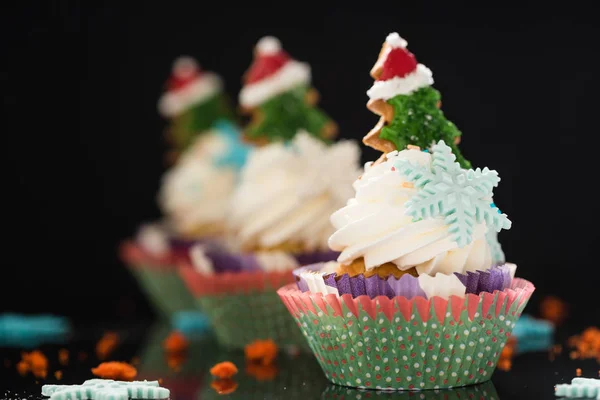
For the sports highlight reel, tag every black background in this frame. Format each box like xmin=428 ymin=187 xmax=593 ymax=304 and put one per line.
xmin=3 ymin=3 xmax=599 ymax=325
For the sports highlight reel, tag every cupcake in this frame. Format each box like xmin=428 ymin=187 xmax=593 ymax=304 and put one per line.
xmin=278 ymin=33 xmax=534 ymax=390
xmin=121 ymin=57 xmax=250 ymax=320
xmin=179 ymin=37 xmax=362 ymax=350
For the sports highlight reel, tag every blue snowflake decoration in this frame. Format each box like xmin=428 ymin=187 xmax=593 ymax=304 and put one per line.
xmin=394 ymin=140 xmax=511 ymax=248
xmin=555 ymin=378 xmax=600 ymax=399
xmin=42 ymin=379 xmax=169 ymax=400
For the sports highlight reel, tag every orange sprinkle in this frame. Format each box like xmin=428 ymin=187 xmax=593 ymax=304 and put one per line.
xmin=54 ymin=370 xmax=63 ymax=380
xmin=567 ymin=327 xmax=600 ymax=360
xmin=166 ymin=352 xmax=186 ymax=372
xmin=91 ymin=361 xmax=137 ymax=381
xmin=17 ymin=360 xmax=30 ymax=376
xmin=21 ymin=350 xmax=48 ymax=379
xmin=497 ymin=358 xmax=512 ymax=372
xmin=211 ymin=379 xmax=238 ymax=395
xmin=58 ymin=349 xmax=69 ymax=366
xmin=540 ymin=296 xmax=568 ymax=325
xmin=245 ymin=362 xmax=278 ymax=381
xmin=576 ymin=368 xmax=582 ymax=377
xmin=244 ymin=339 xmax=278 ymax=366
xmin=210 ymin=362 xmax=238 ymax=379
xmin=163 ymin=331 xmax=188 ymax=354
xmin=96 ymin=332 xmax=119 ymax=360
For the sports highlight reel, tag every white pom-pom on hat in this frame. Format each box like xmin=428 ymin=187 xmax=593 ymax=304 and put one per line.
xmin=173 ymin=56 xmax=199 ymax=79
xmin=256 ymin=36 xmax=282 ymax=55
xmin=386 ymin=32 xmax=408 ymax=48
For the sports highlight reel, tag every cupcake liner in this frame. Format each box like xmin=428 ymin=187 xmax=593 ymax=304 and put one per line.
xmin=178 ymin=249 xmax=338 ymax=349
xmin=278 ymin=278 xmax=534 ymax=390
xmin=197 ymin=291 xmax=308 ymax=350
xmin=121 ymin=241 xmax=197 ymax=318
xmin=295 ymin=264 xmax=512 ymax=299
xmin=321 ymin=380 xmax=499 ymax=399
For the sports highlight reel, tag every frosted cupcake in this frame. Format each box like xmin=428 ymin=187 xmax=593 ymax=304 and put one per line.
xmin=278 ymin=33 xmax=534 ymax=390
xmin=121 ymin=57 xmax=249 ymax=320
xmin=179 ymin=37 xmax=361 ymax=349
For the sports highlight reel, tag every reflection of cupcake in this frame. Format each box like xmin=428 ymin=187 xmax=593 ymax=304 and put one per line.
xmin=179 ymin=37 xmax=361 ymax=350
xmin=321 ymin=380 xmax=500 ymax=399
xmin=200 ymin=349 xmax=327 ymax=399
xmin=278 ymin=33 xmax=534 ymax=391
xmin=135 ymin=323 xmax=217 ymax=400
xmin=121 ymin=57 xmax=250 ymax=320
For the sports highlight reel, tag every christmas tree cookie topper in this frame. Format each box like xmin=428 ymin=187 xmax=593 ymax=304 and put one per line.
xmin=158 ymin=56 xmax=235 ymax=164
xmin=158 ymin=56 xmax=223 ymax=117
xmin=364 ymin=33 xmax=470 ymax=168
xmin=240 ymin=36 xmax=337 ymax=145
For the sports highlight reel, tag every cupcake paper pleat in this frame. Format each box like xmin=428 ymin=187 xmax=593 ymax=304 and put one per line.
xmin=278 ymin=278 xmax=535 ymax=390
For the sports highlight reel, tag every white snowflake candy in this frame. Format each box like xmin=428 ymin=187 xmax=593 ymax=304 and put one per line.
xmin=42 ymin=379 xmax=170 ymax=400
xmin=394 ymin=140 xmax=511 ymax=248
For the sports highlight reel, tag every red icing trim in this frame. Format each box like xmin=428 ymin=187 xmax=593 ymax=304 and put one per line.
xmin=378 ymin=47 xmax=418 ymax=81
xmin=245 ymin=53 xmax=290 ymax=84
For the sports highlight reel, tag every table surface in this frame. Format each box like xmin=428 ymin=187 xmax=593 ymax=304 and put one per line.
xmin=0 ymin=321 xmax=597 ymax=400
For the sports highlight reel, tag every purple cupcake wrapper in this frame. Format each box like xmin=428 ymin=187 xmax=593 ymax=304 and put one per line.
xmin=295 ymin=264 xmax=512 ymax=299
xmin=204 ymin=249 xmax=339 ymax=274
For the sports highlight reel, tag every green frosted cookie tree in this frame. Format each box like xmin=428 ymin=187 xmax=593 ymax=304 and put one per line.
xmin=364 ymin=33 xmax=470 ymax=168
xmin=239 ymin=36 xmax=337 ymax=144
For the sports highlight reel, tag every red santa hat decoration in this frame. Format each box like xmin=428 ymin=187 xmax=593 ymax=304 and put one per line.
xmin=158 ymin=56 xmax=223 ymax=117
xmin=239 ymin=36 xmax=311 ymax=108
xmin=367 ymin=33 xmax=433 ymax=101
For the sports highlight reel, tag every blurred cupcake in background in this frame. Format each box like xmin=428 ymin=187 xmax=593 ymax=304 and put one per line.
xmin=121 ymin=56 xmax=250 ymax=322
xmin=278 ymin=33 xmax=534 ymax=391
xmin=179 ymin=37 xmax=362 ymax=350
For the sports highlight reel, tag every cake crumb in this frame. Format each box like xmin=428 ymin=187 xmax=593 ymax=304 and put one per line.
xmin=245 ymin=339 xmax=278 ymax=366
xmin=96 ymin=332 xmax=119 ymax=360
xmin=54 ymin=370 xmax=63 ymax=380
xmin=211 ymin=378 xmax=238 ymax=395
xmin=210 ymin=362 xmax=238 ymax=379
xmin=91 ymin=361 xmax=137 ymax=381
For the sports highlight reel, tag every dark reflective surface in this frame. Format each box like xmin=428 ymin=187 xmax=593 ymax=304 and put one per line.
xmin=1 ymin=321 xmax=597 ymax=400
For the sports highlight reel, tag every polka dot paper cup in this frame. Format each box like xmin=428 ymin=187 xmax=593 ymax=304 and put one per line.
xmin=277 ymin=278 xmax=534 ymax=390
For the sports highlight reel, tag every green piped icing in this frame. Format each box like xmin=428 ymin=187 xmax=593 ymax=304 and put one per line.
xmin=244 ymin=85 xmax=333 ymax=143
xmin=168 ymin=91 xmax=235 ymax=152
xmin=395 ymin=140 xmax=511 ymax=248
xmin=381 ymin=86 xmax=470 ymax=168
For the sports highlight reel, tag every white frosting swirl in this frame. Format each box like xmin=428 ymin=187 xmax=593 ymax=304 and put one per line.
xmin=328 ymin=149 xmax=492 ymax=275
xmin=159 ymin=131 xmax=237 ymax=235
xmin=229 ymin=132 xmax=361 ymax=251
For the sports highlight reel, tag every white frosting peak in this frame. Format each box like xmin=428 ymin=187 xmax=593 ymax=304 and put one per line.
xmin=159 ymin=131 xmax=238 ymax=235
xmin=386 ymin=32 xmax=408 ymax=49
xmin=256 ymin=36 xmax=281 ymax=55
xmin=229 ymin=132 xmax=361 ymax=251
xmin=328 ymin=149 xmax=493 ymax=275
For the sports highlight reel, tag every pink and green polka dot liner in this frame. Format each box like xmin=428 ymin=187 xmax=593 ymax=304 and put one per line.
xmin=278 ymin=279 xmax=533 ymax=390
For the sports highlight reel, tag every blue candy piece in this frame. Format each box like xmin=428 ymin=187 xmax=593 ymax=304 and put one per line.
xmin=212 ymin=119 xmax=251 ymax=170
xmin=512 ymin=314 xmax=554 ymax=353
xmin=0 ymin=313 xmax=70 ymax=348
xmin=171 ymin=311 xmax=211 ymax=337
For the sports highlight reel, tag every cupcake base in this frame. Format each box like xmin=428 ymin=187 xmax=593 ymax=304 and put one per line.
xmin=121 ymin=241 xmax=197 ymax=319
xmin=197 ymin=291 xmax=308 ymax=350
xmin=278 ymin=278 xmax=534 ymax=390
